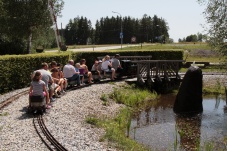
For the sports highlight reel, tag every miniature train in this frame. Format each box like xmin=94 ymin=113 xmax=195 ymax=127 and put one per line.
xmin=68 ymin=60 xmax=138 ymax=86
xmin=28 ymin=59 xmax=137 ymax=114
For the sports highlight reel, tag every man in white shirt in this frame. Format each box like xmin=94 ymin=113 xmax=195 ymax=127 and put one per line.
xmin=63 ymin=60 xmax=80 ymax=86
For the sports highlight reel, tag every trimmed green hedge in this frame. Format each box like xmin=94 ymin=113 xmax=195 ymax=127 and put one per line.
xmin=0 ymin=50 xmax=183 ymax=94
xmin=0 ymin=53 xmax=70 ymax=94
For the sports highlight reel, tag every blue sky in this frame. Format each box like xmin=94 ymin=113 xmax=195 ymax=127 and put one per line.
xmin=57 ymin=0 xmax=207 ymax=42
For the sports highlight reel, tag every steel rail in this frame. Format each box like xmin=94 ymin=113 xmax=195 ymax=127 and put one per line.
xmin=0 ymin=90 xmax=28 ymax=110
xmin=33 ymin=116 xmax=54 ymax=151
xmin=34 ymin=115 xmax=68 ymax=151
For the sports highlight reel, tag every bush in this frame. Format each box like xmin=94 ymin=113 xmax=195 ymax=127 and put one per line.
xmin=0 ymin=53 xmax=70 ymax=94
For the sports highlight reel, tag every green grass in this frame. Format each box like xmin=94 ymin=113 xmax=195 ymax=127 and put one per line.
xmin=85 ymin=115 xmax=99 ymax=126
xmin=86 ymin=83 xmax=157 ymax=151
xmin=118 ymin=43 xmax=211 ymax=51
xmin=109 ymin=84 xmax=157 ymax=108
xmin=100 ymin=94 xmax=108 ymax=106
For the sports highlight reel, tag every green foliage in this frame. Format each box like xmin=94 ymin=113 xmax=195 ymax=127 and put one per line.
xmin=99 ymin=108 xmax=148 ymax=151
xmin=0 ymin=38 xmax=26 ymax=55
xmin=85 ymin=116 xmax=99 ymax=126
xmin=85 ymin=84 xmax=158 ymax=150
xmin=63 ymin=14 xmax=169 ymax=45
xmin=197 ymin=0 xmax=227 ymax=54
xmin=100 ymin=94 xmax=108 ymax=106
xmin=64 ymin=16 xmax=93 ymax=45
xmin=0 ymin=53 xmax=70 ymax=94
xmin=110 ymin=86 xmax=157 ymax=108
xmin=0 ymin=0 xmax=64 ymax=54
xmin=203 ymin=142 xmax=214 ymax=151
xmin=32 ymin=28 xmax=58 ymax=50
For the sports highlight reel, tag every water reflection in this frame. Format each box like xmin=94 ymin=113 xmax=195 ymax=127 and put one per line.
xmin=175 ymin=114 xmax=202 ymax=150
xmin=130 ymin=94 xmax=227 ymax=150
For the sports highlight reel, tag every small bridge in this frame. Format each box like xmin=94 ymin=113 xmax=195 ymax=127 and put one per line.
xmin=130 ymin=60 xmax=184 ymax=92
xmin=134 ymin=60 xmax=184 ymax=81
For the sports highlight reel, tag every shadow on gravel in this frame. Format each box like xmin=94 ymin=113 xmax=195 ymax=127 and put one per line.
xmin=18 ymin=107 xmax=34 ymax=120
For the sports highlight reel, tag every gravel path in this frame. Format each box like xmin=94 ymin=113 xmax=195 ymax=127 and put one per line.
xmin=203 ymin=74 xmax=227 ymax=88
xmin=0 ymin=82 xmax=125 ymax=151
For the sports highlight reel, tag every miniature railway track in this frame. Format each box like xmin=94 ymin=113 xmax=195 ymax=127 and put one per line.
xmin=33 ymin=115 xmax=68 ymax=151
xmin=0 ymin=90 xmax=28 ymax=110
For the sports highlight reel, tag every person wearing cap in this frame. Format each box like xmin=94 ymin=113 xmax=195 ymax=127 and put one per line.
xmin=98 ymin=60 xmax=103 ymax=71
xmin=111 ymin=54 xmax=123 ymax=78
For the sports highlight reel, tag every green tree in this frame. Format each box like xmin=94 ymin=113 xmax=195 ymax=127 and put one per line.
xmin=64 ymin=16 xmax=93 ymax=45
xmin=0 ymin=0 xmax=64 ymax=54
xmin=186 ymin=34 xmax=198 ymax=42
xmin=198 ymin=0 xmax=227 ymax=53
xmin=197 ymin=32 xmax=203 ymax=42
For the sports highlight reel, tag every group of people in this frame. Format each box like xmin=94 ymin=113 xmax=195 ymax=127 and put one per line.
xmin=63 ymin=59 xmax=94 ymax=86
xmin=29 ymin=62 xmax=67 ymax=109
xmin=91 ymin=54 xmax=123 ymax=80
xmin=28 ymin=54 xmax=123 ymax=109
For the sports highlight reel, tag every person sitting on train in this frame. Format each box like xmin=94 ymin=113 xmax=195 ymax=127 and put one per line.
xmin=50 ymin=61 xmax=57 ymax=69
xmin=101 ymin=55 xmax=116 ymax=80
xmin=91 ymin=60 xmax=102 ymax=80
xmin=32 ymin=62 xmax=55 ymax=103
xmin=111 ymin=54 xmax=124 ymax=78
xmin=51 ymin=67 xmax=66 ymax=96
xmin=57 ymin=63 xmax=68 ymax=91
xmin=29 ymin=71 xmax=51 ymax=109
xmin=50 ymin=61 xmax=67 ymax=92
xmin=74 ymin=63 xmax=85 ymax=85
xmin=98 ymin=60 xmax=103 ymax=72
xmin=63 ymin=60 xmax=80 ymax=86
xmin=80 ymin=59 xmax=93 ymax=84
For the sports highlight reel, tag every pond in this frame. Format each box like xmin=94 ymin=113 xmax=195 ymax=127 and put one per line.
xmin=129 ymin=94 xmax=227 ymax=150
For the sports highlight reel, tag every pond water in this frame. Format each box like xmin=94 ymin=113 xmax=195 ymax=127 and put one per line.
xmin=129 ymin=94 xmax=227 ymax=150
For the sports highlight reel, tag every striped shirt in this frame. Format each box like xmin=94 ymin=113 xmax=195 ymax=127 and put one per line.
xmin=31 ymin=80 xmax=45 ymax=97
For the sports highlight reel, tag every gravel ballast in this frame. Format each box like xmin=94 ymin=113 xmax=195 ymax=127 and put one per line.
xmin=0 ymin=82 xmax=125 ymax=151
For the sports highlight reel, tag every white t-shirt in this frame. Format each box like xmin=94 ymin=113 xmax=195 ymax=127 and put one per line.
xmin=63 ymin=64 xmax=76 ymax=78
xmin=101 ymin=60 xmax=110 ymax=70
